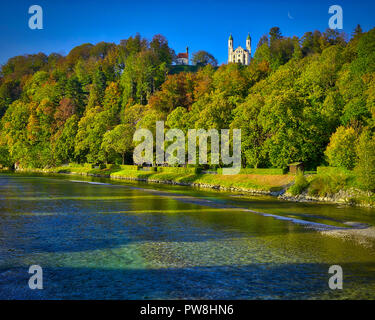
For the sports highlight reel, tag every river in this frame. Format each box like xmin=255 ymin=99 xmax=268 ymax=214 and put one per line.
xmin=0 ymin=173 xmax=375 ymax=299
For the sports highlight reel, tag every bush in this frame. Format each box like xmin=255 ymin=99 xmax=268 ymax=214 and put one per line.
xmin=106 ymin=164 xmax=120 ymax=170
xmin=308 ymin=172 xmax=351 ymax=197
xmin=354 ymin=130 xmax=375 ymax=192
xmin=288 ymin=171 xmax=309 ymax=195
xmin=119 ymin=165 xmax=139 ymax=171
xmin=217 ymin=167 xmax=286 ymax=175
xmin=158 ymin=166 xmax=198 ymax=174
xmin=317 ymin=166 xmax=352 ymax=175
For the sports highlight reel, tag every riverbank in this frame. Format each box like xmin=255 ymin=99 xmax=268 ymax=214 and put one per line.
xmin=13 ymin=165 xmax=293 ymax=195
xmin=279 ymin=189 xmax=375 ymax=208
xmin=8 ymin=164 xmax=375 ymax=208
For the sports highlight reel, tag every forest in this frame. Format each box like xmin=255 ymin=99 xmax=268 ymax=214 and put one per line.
xmin=0 ymin=26 xmax=374 ymax=192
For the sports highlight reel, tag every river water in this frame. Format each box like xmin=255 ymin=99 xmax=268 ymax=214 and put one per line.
xmin=0 ymin=173 xmax=374 ymax=299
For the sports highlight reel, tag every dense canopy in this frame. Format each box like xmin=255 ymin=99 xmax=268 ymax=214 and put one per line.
xmin=0 ymin=27 xmax=374 ymax=191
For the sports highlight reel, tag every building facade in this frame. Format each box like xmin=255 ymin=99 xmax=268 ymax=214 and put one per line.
xmin=176 ymin=47 xmax=189 ymax=65
xmin=228 ymin=34 xmax=251 ymax=65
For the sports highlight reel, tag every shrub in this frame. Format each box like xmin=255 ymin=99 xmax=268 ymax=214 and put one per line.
xmin=119 ymin=165 xmax=139 ymax=171
xmin=217 ymin=167 xmax=286 ymax=175
xmin=159 ymin=167 xmax=198 ymax=174
xmin=308 ymin=172 xmax=350 ymax=197
xmin=106 ymin=164 xmax=120 ymax=170
xmin=288 ymin=171 xmax=309 ymax=195
xmin=317 ymin=166 xmax=352 ymax=175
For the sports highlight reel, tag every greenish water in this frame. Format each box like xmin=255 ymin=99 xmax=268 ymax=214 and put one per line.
xmin=0 ymin=173 xmax=375 ymax=299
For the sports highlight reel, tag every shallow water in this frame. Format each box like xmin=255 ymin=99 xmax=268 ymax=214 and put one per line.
xmin=0 ymin=173 xmax=375 ymax=299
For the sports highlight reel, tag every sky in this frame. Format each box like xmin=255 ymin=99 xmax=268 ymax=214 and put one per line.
xmin=0 ymin=0 xmax=375 ymax=65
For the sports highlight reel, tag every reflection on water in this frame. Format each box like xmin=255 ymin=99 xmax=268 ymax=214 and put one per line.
xmin=0 ymin=173 xmax=375 ymax=299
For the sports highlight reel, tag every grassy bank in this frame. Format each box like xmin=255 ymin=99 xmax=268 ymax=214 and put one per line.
xmin=13 ymin=164 xmax=375 ymax=206
xmin=284 ymin=167 xmax=375 ymax=207
xmin=111 ymin=169 xmax=293 ymax=193
xmin=16 ymin=164 xmax=294 ymax=194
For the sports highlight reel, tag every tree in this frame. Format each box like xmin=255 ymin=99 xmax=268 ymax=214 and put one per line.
xmin=0 ymin=145 xmax=11 ymax=167
xmin=75 ymin=107 xmax=113 ymax=163
xmin=0 ymin=80 xmax=21 ymax=117
xmin=54 ymin=97 xmax=76 ymax=129
xmin=101 ymin=124 xmax=134 ymax=164
xmin=254 ymin=43 xmax=271 ymax=64
xmin=320 ymin=29 xmax=346 ymax=50
xmin=1 ymin=100 xmax=30 ymax=166
xmin=192 ymin=51 xmax=218 ymax=67
xmin=150 ymin=34 xmax=175 ymax=65
xmin=353 ymin=24 xmax=363 ymax=40
xmin=292 ymin=36 xmax=303 ymax=60
xmin=149 ymin=72 xmax=196 ymax=113
xmin=256 ymin=35 xmax=268 ymax=49
xmin=53 ymin=114 xmax=79 ymax=164
xmin=354 ymin=130 xmax=375 ymax=191
xmin=231 ymin=94 xmax=267 ymax=168
xmin=103 ymin=82 xmax=121 ymax=120
xmin=301 ymin=31 xmax=322 ymax=56
xmin=269 ymin=27 xmax=282 ymax=46
xmin=325 ymin=126 xmax=357 ymax=169
xmin=351 ymin=28 xmax=375 ymax=76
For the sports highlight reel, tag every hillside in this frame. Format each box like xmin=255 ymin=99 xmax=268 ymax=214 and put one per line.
xmin=0 ymin=28 xmax=374 ymax=196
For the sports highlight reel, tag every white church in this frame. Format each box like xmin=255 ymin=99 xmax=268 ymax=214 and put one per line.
xmin=228 ymin=34 xmax=251 ymax=65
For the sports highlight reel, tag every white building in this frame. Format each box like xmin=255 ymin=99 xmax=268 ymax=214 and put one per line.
xmin=228 ymin=34 xmax=251 ymax=65
xmin=176 ymin=47 xmax=189 ymax=65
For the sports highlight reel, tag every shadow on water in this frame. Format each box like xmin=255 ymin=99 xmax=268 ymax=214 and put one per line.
xmin=1 ymin=262 xmax=375 ymax=299
xmin=0 ymin=208 xmax=313 ymax=253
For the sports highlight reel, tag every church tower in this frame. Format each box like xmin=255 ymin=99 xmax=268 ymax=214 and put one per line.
xmin=228 ymin=33 xmax=251 ymax=65
xmin=228 ymin=34 xmax=233 ymax=63
xmin=246 ymin=33 xmax=251 ymax=56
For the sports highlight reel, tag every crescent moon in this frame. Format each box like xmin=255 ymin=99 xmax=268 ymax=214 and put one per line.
xmin=288 ymin=12 xmax=294 ymax=19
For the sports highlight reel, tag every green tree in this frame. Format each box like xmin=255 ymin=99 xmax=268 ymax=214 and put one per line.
xmin=354 ymin=130 xmax=375 ymax=191
xmin=101 ymin=124 xmax=134 ymax=164
xmin=75 ymin=107 xmax=113 ymax=163
xmin=269 ymin=27 xmax=282 ymax=45
xmin=192 ymin=51 xmax=218 ymax=67
xmin=353 ymin=24 xmax=363 ymax=40
xmin=53 ymin=115 xmax=79 ymax=164
xmin=325 ymin=126 xmax=357 ymax=169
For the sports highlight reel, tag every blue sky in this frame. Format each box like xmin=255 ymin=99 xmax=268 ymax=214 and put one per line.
xmin=0 ymin=0 xmax=374 ymax=65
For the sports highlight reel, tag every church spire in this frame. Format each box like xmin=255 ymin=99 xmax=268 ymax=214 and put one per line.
xmin=246 ymin=33 xmax=251 ymax=55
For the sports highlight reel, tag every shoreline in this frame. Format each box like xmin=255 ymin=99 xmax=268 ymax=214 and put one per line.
xmin=3 ymin=166 xmax=373 ymax=208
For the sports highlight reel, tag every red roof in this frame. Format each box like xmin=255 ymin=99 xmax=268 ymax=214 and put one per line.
xmin=177 ymin=52 xmax=188 ymax=59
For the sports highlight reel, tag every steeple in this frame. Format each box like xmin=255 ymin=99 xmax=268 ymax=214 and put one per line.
xmin=228 ymin=34 xmax=233 ymax=63
xmin=246 ymin=33 xmax=251 ymax=55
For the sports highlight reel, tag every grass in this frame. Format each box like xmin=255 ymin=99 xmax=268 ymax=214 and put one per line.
xmin=111 ymin=169 xmax=294 ymax=192
xmin=308 ymin=167 xmax=355 ymax=197
xmin=287 ymin=171 xmax=309 ymax=196
xmin=18 ymin=164 xmax=293 ymax=192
